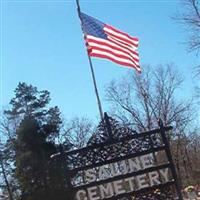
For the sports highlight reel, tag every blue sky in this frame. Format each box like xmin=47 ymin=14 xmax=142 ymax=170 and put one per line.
xmin=0 ymin=0 xmax=199 ymax=121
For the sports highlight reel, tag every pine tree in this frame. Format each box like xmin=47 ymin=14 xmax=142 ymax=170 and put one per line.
xmin=3 ymin=82 xmax=73 ymax=200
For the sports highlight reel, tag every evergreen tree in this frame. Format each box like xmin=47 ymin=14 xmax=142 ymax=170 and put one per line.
xmin=15 ymin=117 xmax=71 ymax=200
xmin=3 ymin=82 xmax=73 ymax=200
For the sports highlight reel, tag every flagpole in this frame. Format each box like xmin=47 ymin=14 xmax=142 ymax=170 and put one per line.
xmin=76 ymin=0 xmax=104 ymax=121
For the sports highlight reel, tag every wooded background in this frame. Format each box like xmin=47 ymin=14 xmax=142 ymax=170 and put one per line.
xmin=0 ymin=0 xmax=200 ymax=199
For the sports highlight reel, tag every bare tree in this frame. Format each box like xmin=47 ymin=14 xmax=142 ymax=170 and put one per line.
xmin=106 ymin=64 xmax=193 ymax=133
xmin=175 ymin=0 xmax=200 ymax=74
xmin=0 ymin=150 xmax=14 ymax=200
xmin=105 ymin=64 xmax=197 ymax=186
xmin=62 ymin=117 xmax=94 ymax=149
xmin=176 ymin=0 xmax=200 ymax=52
xmin=0 ymin=113 xmax=17 ymax=200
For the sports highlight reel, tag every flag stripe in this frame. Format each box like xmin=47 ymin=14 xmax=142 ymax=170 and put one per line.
xmin=89 ymin=49 xmax=138 ymax=67
xmin=87 ymin=41 xmax=139 ymax=64
xmin=105 ymin=25 xmax=139 ymax=42
xmin=104 ymin=27 xmax=138 ymax=48
xmin=89 ymin=50 xmax=141 ymax=72
xmin=107 ymin=36 xmax=138 ymax=53
xmin=86 ymin=35 xmax=139 ymax=58
xmin=88 ymin=45 xmax=139 ymax=66
xmin=90 ymin=51 xmax=138 ymax=68
xmin=104 ymin=26 xmax=138 ymax=47
xmin=86 ymin=37 xmax=139 ymax=60
xmin=85 ymin=34 xmax=139 ymax=68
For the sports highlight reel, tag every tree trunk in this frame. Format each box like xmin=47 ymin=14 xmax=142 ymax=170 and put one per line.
xmin=0 ymin=157 xmax=14 ymax=200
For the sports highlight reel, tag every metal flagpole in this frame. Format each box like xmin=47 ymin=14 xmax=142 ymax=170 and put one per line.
xmin=75 ymin=0 xmax=104 ymax=121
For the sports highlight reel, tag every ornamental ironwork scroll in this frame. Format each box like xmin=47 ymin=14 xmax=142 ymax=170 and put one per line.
xmin=64 ymin=113 xmax=183 ymax=200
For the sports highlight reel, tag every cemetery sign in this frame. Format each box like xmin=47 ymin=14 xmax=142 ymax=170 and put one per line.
xmin=61 ymin=114 xmax=183 ymax=200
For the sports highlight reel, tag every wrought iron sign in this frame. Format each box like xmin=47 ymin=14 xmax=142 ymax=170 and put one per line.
xmin=63 ymin=113 xmax=183 ymax=200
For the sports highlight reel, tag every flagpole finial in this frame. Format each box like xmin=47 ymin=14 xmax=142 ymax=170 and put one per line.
xmin=76 ymin=0 xmax=81 ymax=14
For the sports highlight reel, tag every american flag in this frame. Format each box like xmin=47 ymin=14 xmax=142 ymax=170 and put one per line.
xmin=80 ymin=12 xmax=141 ymax=73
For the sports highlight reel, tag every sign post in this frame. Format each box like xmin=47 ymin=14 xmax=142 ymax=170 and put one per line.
xmin=158 ymin=119 xmax=183 ymax=200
